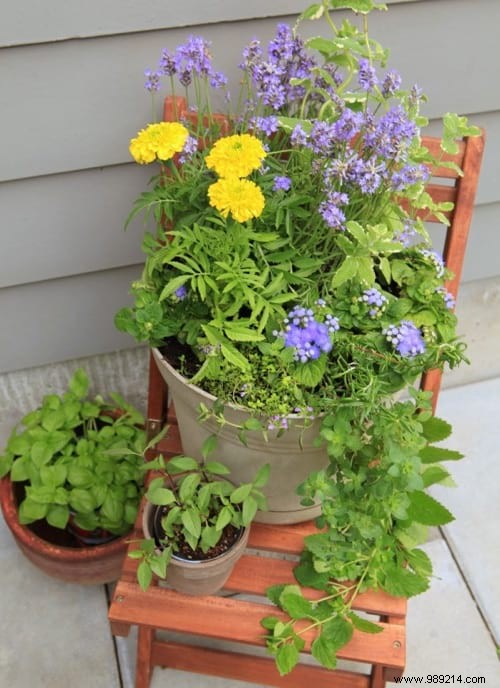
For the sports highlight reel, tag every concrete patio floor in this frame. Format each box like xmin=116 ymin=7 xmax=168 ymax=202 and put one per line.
xmin=1 ymin=376 xmax=499 ymax=687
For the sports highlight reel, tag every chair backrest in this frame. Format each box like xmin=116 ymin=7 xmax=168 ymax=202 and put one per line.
xmin=418 ymin=132 xmax=486 ymax=411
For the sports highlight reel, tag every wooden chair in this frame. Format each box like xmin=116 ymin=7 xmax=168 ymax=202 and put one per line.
xmin=108 ymin=129 xmax=485 ymax=688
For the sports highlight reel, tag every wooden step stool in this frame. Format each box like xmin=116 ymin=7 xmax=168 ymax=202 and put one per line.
xmin=108 ymin=397 xmax=407 ymax=688
xmin=108 ymin=128 xmax=485 ymax=688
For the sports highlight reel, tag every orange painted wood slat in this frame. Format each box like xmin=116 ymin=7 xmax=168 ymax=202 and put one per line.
xmin=150 ymin=640 xmax=371 ymax=688
xmin=109 ymin=581 xmax=406 ymax=669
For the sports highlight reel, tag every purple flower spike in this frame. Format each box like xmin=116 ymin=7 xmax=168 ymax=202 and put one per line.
xmin=358 ymin=58 xmax=378 ymax=92
xmin=144 ymin=69 xmax=161 ymax=92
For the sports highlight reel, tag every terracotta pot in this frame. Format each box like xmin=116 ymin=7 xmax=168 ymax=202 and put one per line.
xmin=0 ymin=476 xmax=130 ymax=585
xmin=142 ymin=497 xmax=249 ymax=595
xmin=152 ymin=348 xmax=328 ymax=525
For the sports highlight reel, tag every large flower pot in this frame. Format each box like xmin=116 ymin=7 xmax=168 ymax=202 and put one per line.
xmin=142 ymin=498 xmax=249 ymax=595
xmin=0 ymin=476 xmax=130 ymax=585
xmin=152 ymin=348 xmax=328 ymax=524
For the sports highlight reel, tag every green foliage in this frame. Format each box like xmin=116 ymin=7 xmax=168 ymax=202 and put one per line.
xmin=0 ymin=368 xmax=146 ymax=536
xmin=264 ymin=396 xmax=464 ymax=672
xmin=129 ymin=450 xmax=269 ymax=590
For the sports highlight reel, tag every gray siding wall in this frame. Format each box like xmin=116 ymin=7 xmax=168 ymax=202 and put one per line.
xmin=1 ymin=0 xmax=498 ymax=374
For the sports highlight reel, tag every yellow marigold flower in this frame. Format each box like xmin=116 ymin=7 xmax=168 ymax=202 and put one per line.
xmin=205 ymin=134 xmax=266 ymax=178
xmin=208 ymin=178 xmax=265 ymax=223
xmin=129 ymin=122 xmax=189 ymax=164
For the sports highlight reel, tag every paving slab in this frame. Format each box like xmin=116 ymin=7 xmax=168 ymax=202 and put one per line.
xmin=431 ymin=376 xmax=500 ymax=642
xmin=389 ymin=538 xmax=500 ymax=685
xmin=0 ymin=517 xmax=121 ymax=688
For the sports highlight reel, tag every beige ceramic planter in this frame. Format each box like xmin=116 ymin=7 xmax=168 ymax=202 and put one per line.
xmin=142 ymin=498 xmax=249 ymax=595
xmin=152 ymin=348 xmax=328 ymax=524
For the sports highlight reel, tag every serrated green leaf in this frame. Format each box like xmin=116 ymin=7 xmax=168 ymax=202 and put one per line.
xmin=311 ymin=635 xmax=338 ymax=669
xmin=420 ymin=417 xmax=452 ymax=442
xmin=331 ymin=257 xmax=358 ymax=288
xmin=279 ymin=587 xmax=315 ymax=620
xmin=384 ymin=566 xmax=429 ymax=598
xmin=421 ymin=465 xmax=452 ymax=487
xmin=406 ymin=548 xmax=433 ymax=578
xmin=243 ymin=417 xmax=263 ymax=432
xmin=407 ymin=491 xmax=454 ymax=526
xmin=419 ymin=446 xmax=463 ymax=463
xmin=293 ymin=356 xmax=327 ymax=388
xmin=266 ymin=584 xmax=286 ymax=605
xmin=275 ymin=644 xmax=299 ymax=676
xmin=321 ymin=616 xmax=354 ymax=649
xmin=349 ymin=612 xmax=383 ymax=634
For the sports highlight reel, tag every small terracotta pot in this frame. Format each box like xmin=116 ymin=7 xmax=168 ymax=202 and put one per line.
xmin=142 ymin=498 xmax=249 ymax=595
xmin=0 ymin=476 xmax=130 ymax=585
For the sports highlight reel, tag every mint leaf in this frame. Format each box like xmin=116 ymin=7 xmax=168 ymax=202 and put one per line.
xmin=275 ymin=644 xmax=299 ymax=676
xmin=311 ymin=635 xmax=338 ymax=669
xmin=407 ymin=491 xmax=454 ymax=526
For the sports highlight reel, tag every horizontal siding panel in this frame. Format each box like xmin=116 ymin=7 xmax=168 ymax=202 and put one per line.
xmin=0 ymin=165 xmax=152 ymax=289
xmin=0 ymin=0 xmax=418 ymax=47
xmin=0 ymin=266 xmax=143 ymax=374
xmin=1 ymin=0 xmax=499 ymax=182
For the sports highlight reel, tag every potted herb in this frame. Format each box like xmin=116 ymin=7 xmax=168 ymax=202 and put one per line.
xmin=114 ymin=0 xmax=483 ymax=674
xmin=130 ymin=451 xmax=269 ymax=595
xmin=0 ymin=368 xmax=146 ymax=584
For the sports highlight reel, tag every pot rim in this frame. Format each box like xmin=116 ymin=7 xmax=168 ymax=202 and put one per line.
xmin=0 ymin=475 xmax=131 ymax=561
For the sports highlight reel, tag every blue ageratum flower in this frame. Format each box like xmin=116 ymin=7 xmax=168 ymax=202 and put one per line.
xmin=383 ymin=320 xmax=426 ymax=357
xmin=281 ymin=306 xmax=339 ymax=363
xmin=420 ymin=249 xmax=445 ymax=277
xmin=359 ymin=288 xmax=388 ymax=318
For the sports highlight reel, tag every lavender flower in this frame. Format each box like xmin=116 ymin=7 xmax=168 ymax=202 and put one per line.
xmin=144 ymin=69 xmax=161 ymax=92
xmin=381 ymin=70 xmax=402 ymax=97
xmin=159 ymin=49 xmax=176 ymax=76
xmin=333 ymin=109 xmax=362 ymax=142
xmin=175 ymin=35 xmax=212 ymax=76
xmin=210 ymin=71 xmax=228 ymax=89
xmin=291 ymin=124 xmax=308 ymax=146
xmin=273 ymin=176 xmax=292 ymax=192
xmin=358 ymin=58 xmax=378 ymax=91
xmin=253 ymin=116 xmax=279 ymax=136
xmin=384 ymin=320 xmax=426 ymax=357
xmin=319 ymin=199 xmax=346 ymax=230
xmin=179 ymin=135 xmax=198 ymax=164
xmin=357 ymin=156 xmax=387 ymax=194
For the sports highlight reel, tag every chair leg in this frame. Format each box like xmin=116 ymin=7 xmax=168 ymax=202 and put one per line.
xmin=136 ymin=626 xmax=155 ymax=688
xmin=370 ymin=664 xmax=386 ymax=688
